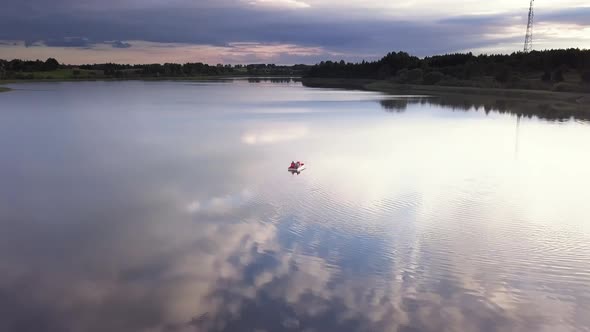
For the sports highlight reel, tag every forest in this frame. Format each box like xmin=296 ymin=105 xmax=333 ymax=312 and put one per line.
xmin=306 ymin=49 xmax=590 ymax=92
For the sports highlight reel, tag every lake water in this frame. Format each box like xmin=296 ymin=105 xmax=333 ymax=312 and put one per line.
xmin=1 ymin=80 xmax=590 ymax=332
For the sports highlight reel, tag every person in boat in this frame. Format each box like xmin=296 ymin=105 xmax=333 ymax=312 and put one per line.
xmin=290 ymin=161 xmax=296 ymax=169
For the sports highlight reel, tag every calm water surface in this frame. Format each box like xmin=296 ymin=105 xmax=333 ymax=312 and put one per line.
xmin=1 ymin=80 xmax=590 ymax=332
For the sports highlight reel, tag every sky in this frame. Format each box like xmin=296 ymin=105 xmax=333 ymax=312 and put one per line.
xmin=0 ymin=0 xmax=589 ymax=64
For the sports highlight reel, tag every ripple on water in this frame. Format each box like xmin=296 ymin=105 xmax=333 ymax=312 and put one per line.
xmin=242 ymin=159 xmax=590 ymax=331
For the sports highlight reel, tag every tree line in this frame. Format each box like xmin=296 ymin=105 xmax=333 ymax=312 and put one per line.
xmin=306 ymin=49 xmax=590 ymax=92
xmin=1 ymin=58 xmax=60 ymax=73
xmin=0 ymin=59 xmax=310 ymax=80
xmin=2 ymin=49 xmax=590 ymax=92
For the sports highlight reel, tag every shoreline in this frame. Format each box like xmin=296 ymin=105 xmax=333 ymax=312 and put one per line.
xmin=301 ymin=77 xmax=590 ymax=121
xmin=5 ymin=75 xmax=587 ymax=105
xmin=0 ymin=75 xmax=300 ymax=85
xmin=4 ymin=76 xmax=590 ymax=107
xmin=2 ymin=76 xmax=590 ymax=120
xmin=301 ymin=78 xmax=590 ymax=105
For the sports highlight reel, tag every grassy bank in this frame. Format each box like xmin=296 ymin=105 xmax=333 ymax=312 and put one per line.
xmin=0 ymin=87 xmax=11 ymax=93
xmin=302 ymin=77 xmax=590 ymax=121
xmin=302 ymin=78 xmax=590 ymax=105
xmin=0 ymin=76 xmax=226 ymax=84
xmin=0 ymin=67 xmax=303 ymax=84
xmin=0 ymin=73 xmax=299 ymax=85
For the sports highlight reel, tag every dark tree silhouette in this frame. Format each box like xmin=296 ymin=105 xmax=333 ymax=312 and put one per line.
xmin=305 ymin=48 xmax=590 ymax=91
xmin=44 ymin=58 xmax=60 ymax=71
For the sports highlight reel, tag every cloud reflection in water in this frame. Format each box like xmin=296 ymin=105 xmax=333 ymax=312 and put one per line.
xmin=0 ymin=81 xmax=589 ymax=332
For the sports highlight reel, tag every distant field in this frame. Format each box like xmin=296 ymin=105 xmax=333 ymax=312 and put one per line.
xmin=0 ymin=70 xmax=296 ymax=83
xmin=6 ymin=69 xmax=105 ymax=80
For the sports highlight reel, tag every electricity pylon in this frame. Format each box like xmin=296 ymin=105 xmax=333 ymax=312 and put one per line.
xmin=524 ymin=0 xmax=535 ymax=52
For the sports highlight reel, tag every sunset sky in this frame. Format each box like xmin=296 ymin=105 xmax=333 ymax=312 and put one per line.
xmin=1 ymin=0 xmax=589 ymax=64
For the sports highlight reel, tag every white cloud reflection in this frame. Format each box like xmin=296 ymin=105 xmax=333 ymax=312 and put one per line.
xmin=247 ymin=0 xmax=311 ymax=9
xmin=185 ymin=190 xmax=254 ymax=215
xmin=241 ymin=124 xmax=309 ymax=145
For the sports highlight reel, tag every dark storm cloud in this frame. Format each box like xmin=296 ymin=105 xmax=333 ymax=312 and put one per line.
xmin=0 ymin=0 xmax=588 ymax=59
xmin=0 ymin=7 xmax=504 ymax=57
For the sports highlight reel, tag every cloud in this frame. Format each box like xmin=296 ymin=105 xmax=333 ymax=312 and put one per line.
xmin=109 ymin=40 xmax=132 ymax=48
xmin=439 ymin=13 xmax=520 ymax=26
xmin=0 ymin=0 xmax=589 ymax=63
xmin=542 ymin=6 xmax=590 ymax=26
xmin=42 ymin=37 xmax=93 ymax=48
xmin=440 ymin=7 xmax=590 ymax=29
xmin=248 ymin=0 xmax=311 ymax=9
xmin=0 ymin=0 xmax=588 ymax=61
